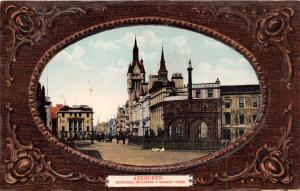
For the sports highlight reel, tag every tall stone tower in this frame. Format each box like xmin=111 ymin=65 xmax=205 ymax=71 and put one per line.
xmin=127 ymin=37 xmax=145 ymax=130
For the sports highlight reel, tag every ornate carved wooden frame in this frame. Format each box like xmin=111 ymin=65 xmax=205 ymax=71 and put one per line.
xmin=1 ymin=1 xmax=299 ymax=190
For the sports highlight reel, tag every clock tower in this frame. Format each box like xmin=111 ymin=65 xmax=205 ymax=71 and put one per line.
xmin=127 ymin=38 xmax=145 ymax=130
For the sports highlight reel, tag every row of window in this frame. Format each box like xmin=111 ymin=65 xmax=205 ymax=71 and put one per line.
xmin=133 ymin=81 xmax=141 ymax=90
xmin=224 ymin=112 xmax=257 ymax=125
xmin=224 ymin=97 xmax=258 ymax=108
xmin=195 ymin=89 xmax=214 ymax=98
xmin=61 ymin=126 xmax=90 ymax=132
xmin=59 ymin=119 xmax=90 ymax=123
xmin=222 ymin=128 xmax=245 ymax=140
xmin=60 ymin=112 xmax=90 ymax=118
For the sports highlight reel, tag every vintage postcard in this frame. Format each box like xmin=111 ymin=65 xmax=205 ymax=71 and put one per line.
xmin=1 ymin=1 xmax=299 ymax=190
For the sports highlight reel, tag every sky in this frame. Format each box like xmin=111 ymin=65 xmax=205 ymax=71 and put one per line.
xmin=40 ymin=25 xmax=259 ymax=123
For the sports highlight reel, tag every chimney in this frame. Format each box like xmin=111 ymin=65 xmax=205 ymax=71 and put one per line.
xmin=187 ymin=58 xmax=193 ymax=100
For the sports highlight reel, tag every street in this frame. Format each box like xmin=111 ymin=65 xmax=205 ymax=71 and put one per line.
xmin=75 ymin=139 xmax=209 ymax=166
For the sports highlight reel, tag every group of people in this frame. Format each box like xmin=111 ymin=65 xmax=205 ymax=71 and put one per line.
xmin=60 ymin=132 xmax=92 ymax=144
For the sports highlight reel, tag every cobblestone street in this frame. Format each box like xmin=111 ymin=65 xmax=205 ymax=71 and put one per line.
xmin=76 ymin=139 xmax=209 ymax=166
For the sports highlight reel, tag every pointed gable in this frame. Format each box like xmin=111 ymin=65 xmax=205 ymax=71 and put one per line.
xmin=127 ymin=64 xmax=133 ymax=74
xmin=133 ymin=62 xmax=140 ymax=74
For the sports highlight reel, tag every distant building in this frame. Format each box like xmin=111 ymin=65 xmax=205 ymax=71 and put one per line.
xmin=95 ymin=121 xmax=108 ymax=134
xmin=107 ymin=118 xmax=117 ymax=137
xmin=57 ymin=105 xmax=93 ymax=139
xmin=37 ymin=82 xmax=52 ymax=131
xmin=50 ymin=104 xmax=64 ymax=136
xmin=123 ymin=102 xmax=130 ymax=132
xmin=221 ymin=85 xmax=260 ymax=143
xmin=51 ymin=104 xmax=64 ymax=118
xmin=131 ymin=92 xmax=151 ymax=136
xmin=116 ymin=106 xmax=126 ymax=132
xmin=45 ymin=97 xmax=52 ymax=130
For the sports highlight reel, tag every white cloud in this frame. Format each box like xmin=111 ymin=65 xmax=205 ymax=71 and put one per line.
xmin=93 ymin=39 xmax=118 ymax=50
xmin=203 ymin=38 xmax=224 ymax=48
xmin=53 ymin=45 xmax=91 ymax=71
xmin=171 ymin=35 xmax=191 ymax=55
xmin=195 ymin=58 xmax=258 ymax=85
xmin=139 ymin=30 xmax=161 ymax=47
xmin=118 ymin=30 xmax=161 ymax=48
xmin=119 ymin=32 xmax=135 ymax=47
xmin=98 ymin=59 xmax=127 ymax=79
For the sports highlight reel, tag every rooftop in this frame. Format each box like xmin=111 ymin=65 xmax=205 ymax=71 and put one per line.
xmin=221 ymin=85 xmax=261 ymax=95
xmin=59 ymin=105 xmax=93 ymax=112
xmin=171 ymin=73 xmax=183 ymax=79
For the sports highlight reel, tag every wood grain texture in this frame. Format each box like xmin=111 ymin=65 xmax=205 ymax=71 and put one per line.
xmin=1 ymin=1 xmax=299 ymax=190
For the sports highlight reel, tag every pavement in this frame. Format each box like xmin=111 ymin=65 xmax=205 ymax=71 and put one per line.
xmin=75 ymin=139 xmax=210 ymax=166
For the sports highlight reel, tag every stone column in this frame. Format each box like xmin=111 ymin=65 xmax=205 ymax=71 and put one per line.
xmin=71 ymin=121 xmax=74 ymax=132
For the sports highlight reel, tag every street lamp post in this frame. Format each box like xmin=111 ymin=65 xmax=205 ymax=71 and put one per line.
xmin=91 ymin=128 xmax=94 ymax=144
xmin=91 ymin=111 xmax=94 ymax=144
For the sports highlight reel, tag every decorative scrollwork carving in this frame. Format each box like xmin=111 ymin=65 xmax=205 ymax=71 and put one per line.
xmin=4 ymin=103 xmax=106 ymax=184
xmin=256 ymin=8 xmax=294 ymax=89
xmin=4 ymin=4 xmax=107 ymax=87
xmin=192 ymin=6 xmax=294 ymax=89
xmin=194 ymin=101 xmax=293 ymax=185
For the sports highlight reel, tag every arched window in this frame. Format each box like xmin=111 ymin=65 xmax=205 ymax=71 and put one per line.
xmin=169 ymin=121 xmax=183 ymax=137
xmin=198 ymin=122 xmax=208 ymax=138
xmin=175 ymin=125 xmax=183 ymax=136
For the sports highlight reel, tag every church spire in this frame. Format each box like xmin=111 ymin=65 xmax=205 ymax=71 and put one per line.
xmin=158 ymin=46 xmax=167 ymax=73
xmin=158 ymin=45 xmax=168 ymax=82
xmin=134 ymin=36 xmax=137 ymax=47
xmin=160 ymin=46 xmax=165 ymax=64
xmin=133 ymin=36 xmax=139 ymax=62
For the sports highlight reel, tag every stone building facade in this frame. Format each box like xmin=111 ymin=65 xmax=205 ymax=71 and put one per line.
xmin=57 ymin=105 xmax=93 ymax=139
xmin=116 ymin=106 xmax=126 ymax=132
xmin=163 ymin=98 xmax=221 ymax=141
xmin=107 ymin=118 xmax=117 ymax=137
xmin=131 ymin=93 xmax=151 ymax=136
xmin=149 ymin=87 xmax=174 ymax=134
xmin=221 ymin=85 xmax=260 ymax=143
